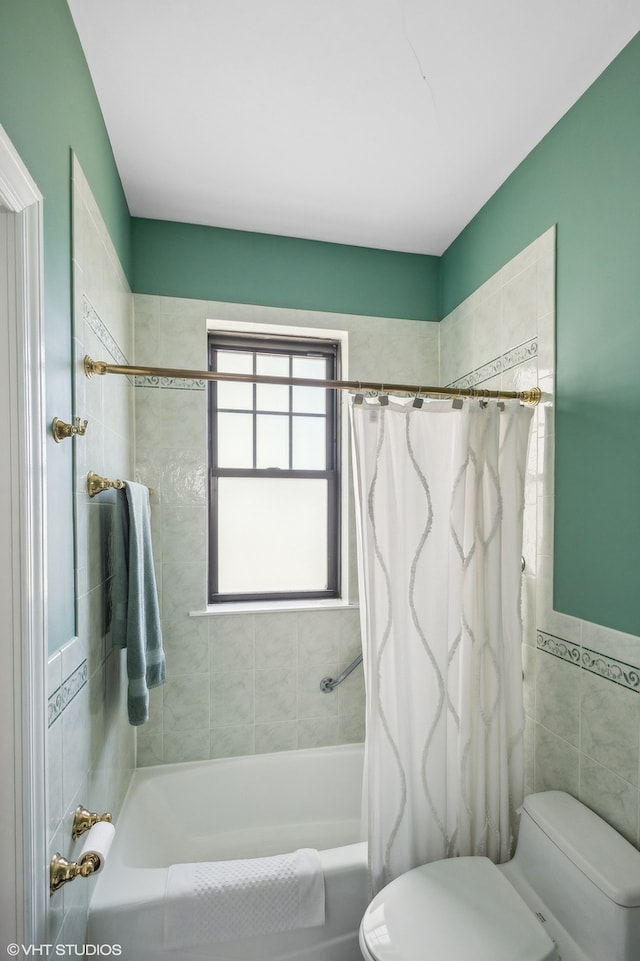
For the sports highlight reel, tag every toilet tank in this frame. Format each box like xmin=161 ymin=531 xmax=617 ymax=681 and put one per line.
xmin=505 ymin=791 xmax=640 ymax=961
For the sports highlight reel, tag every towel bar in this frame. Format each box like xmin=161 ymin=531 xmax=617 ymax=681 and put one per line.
xmin=87 ymin=471 xmax=153 ymax=498
xmin=87 ymin=471 xmax=124 ymax=497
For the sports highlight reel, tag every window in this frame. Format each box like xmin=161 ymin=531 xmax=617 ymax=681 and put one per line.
xmin=208 ymin=333 xmax=340 ymax=603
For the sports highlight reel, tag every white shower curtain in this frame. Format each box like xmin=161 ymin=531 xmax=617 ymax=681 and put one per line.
xmin=350 ymin=396 xmax=533 ymax=896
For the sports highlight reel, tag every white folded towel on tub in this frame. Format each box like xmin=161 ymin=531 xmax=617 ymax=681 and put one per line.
xmin=164 ymin=848 xmax=325 ymax=948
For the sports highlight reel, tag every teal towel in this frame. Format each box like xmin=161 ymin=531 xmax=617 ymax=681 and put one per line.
xmin=111 ymin=481 xmax=165 ymax=725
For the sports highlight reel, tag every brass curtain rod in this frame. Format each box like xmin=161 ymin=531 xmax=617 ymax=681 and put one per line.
xmin=83 ymin=356 xmax=541 ymax=406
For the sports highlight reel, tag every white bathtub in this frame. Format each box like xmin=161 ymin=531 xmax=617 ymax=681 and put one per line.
xmin=87 ymin=743 xmax=368 ymax=961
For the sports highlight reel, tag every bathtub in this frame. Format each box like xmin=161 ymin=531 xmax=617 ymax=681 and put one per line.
xmin=87 ymin=743 xmax=368 ymax=961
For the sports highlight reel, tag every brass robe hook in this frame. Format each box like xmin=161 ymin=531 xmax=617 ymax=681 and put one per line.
xmin=52 ymin=416 xmax=88 ymax=443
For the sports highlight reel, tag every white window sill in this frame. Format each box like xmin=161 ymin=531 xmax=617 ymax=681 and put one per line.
xmin=190 ymin=599 xmax=359 ymax=617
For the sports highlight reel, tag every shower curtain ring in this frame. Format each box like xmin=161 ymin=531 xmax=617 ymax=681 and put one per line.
xmin=412 ymin=387 xmax=424 ymax=408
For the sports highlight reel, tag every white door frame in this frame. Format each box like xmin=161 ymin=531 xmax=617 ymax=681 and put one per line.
xmin=0 ymin=123 xmax=48 ymax=943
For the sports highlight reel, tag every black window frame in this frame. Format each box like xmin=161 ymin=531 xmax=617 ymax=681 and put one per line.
xmin=208 ymin=332 xmax=341 ymax=603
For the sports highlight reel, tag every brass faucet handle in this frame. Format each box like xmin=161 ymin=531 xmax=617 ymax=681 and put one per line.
xmin=71 ymin=805 xmax=112 ymax=841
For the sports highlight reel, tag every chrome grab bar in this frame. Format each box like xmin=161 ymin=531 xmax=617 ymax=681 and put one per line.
xmin=320 ymin=653 xmax=363 ymax=692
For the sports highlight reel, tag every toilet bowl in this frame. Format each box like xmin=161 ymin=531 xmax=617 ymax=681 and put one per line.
xmin=360 ymin=855 xmax=557 ymax=961
xmin=359 ymin=791 xmax=640 ymax=961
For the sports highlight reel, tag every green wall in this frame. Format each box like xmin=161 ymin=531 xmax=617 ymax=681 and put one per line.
xmin=132 ymin=218 xmax=440 ymax=321
xmin=0 ymin=0 xmax=132 ymax=651
xmin=441 ymin=32 xmax=640 ymax=636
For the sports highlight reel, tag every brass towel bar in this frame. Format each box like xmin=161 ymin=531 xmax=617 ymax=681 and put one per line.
xmin=87 ymin=471 xmax=153 ymax=498
xmin=83 ymin=355 xmax=541 ymax=406
xmin=87 ymin=471 xmax=124 ymax=498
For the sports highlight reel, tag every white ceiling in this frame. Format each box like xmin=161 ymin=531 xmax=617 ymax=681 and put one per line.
xmin=67 ymin=0 xmax=640 ymax=256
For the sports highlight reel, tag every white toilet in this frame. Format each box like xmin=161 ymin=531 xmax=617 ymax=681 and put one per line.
xmin=359 ymin=790 xmax=640 ymax=961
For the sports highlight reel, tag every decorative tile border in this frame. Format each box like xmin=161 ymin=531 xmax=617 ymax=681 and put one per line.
xmin=83 ymin=295 xmax=131 ymax=369
xmin=134 ymin=375 xmax=206 ymax=391
xmin=537 ymin=630 xmax=640 ymax=694
xmin=581 ymin=647 xmax=640 ymax=693
xmin=48 ymin=659 xmax=88 ymax=727
xmin=84 ymin=295 xmax=205 ymax=389
xmin=448 ymin=338 xmax=538 ymax=390
xmin=536 ymin=630 xmax=581 ymax=666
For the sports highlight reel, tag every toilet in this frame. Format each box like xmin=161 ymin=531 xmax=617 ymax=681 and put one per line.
xmin=359 ymin=790 xmax=640 ymax=961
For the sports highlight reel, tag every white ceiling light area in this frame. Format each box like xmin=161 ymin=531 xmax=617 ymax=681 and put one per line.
xmin=67 ymin=0 xmax=640 ymax=255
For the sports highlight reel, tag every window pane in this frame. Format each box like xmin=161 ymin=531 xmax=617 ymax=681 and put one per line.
xmin=292 ymin=385 xmax=326 ymax=414
xmin=256 ymin=414 xmax=289 ymax=468
xmin=257 ymin=353 xmax=289 ymax=376
xmin=293 ymin=357 xmax=326 ymax=378
xmin=256 ymin=383 xmax=289 ymax=411
xmin=292 ymin=357 xmax=327 ymax=413
xmin=217 ymin=412 xmax=253 ymax=468
xmin=217 ymin=478 xmax=328 ymax=593
xmin=217 ymin=351 xmax=253 ymax=373
xmin=293 ymin=416 xmax=326 ymax=469
xmin=217 ymin=380 xmax=253 ymax=410
xmin=256 ymin=353 xmax=289 ymax=411
xmin=216 ymin=350 xmax=254 ymax=410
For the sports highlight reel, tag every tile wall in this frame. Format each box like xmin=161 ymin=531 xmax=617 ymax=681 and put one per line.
xmin=46 ymin=158 xmax=135 ymax=945
xmin=441 ymin=225 xmax=640 ymax=848
xmin=132 ymin=296 xmax=440 ymax=765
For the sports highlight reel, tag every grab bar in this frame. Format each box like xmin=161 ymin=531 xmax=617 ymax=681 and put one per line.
xmin=320 ymin=653 xmax=363 ymax=692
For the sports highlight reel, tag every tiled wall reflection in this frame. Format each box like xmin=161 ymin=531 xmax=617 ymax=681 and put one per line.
xmin=46 ymin=158 xmax=135 ymax=946
xmin=441 ymin=225 xmax=640 ymax=849
xmin=133 ymin=295 xmax=440 ymax=765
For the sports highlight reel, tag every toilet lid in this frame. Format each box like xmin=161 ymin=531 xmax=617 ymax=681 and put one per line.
xmin=360 ymin=856 xmax=558 ymax=961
